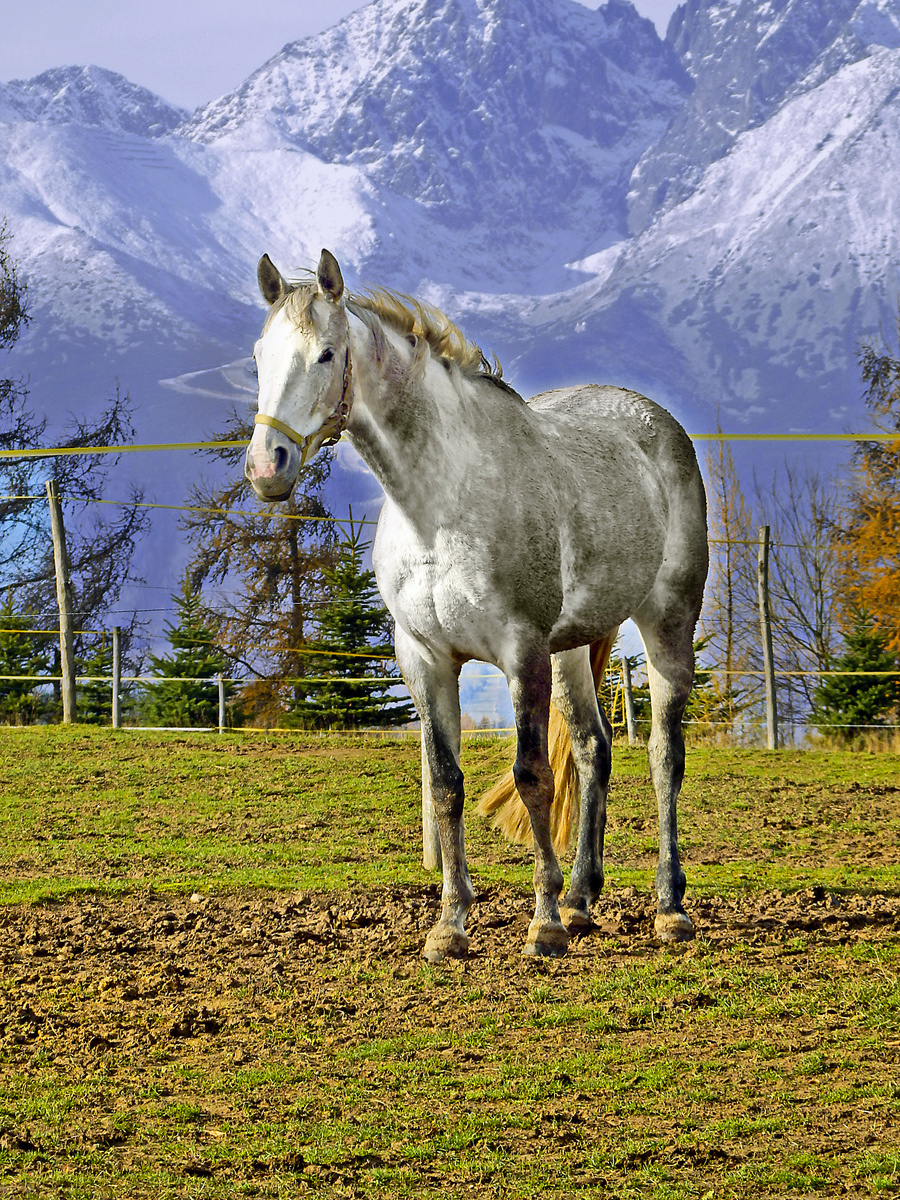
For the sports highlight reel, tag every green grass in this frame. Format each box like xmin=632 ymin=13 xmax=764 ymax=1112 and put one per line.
xmin=1 ymin=727 xmax=898 ymax=902
xmin=0 ymin=729 xmax=898 ymax=1197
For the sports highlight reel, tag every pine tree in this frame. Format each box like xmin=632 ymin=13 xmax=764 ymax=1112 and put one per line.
xmin=76 ymin=637 xmax=116 ymax=725
xmin=140 ymin=574 xmax=234 ymax=728
xmin=810 ymin=612 xmax=900 ymax=742
xmin=290 ymin=516 xmax=415 ymax=729
xmin=0 ymin=593 xmax=52 ymax=724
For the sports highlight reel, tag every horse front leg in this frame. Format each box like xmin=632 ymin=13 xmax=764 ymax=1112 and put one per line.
xmin=395 ymin=629 xmax=473 ymax=961
xmin=510 ymin=654 xmax=569 ymax=957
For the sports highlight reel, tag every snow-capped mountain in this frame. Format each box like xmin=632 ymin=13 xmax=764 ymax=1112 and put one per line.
xmin=1 ymin=0 xmax=900 ymax=567
xmin=627 ymin=0 xmax=900 ymax=232
xmin=183 ymin=0 xmax=688 ymax=272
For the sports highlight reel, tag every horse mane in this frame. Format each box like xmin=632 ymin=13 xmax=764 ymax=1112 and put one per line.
xmin=272 ymin=277 xmax=510 ymax=389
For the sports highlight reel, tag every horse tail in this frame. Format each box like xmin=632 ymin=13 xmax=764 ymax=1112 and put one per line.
xmin=477 ymin=635 xmax=615 ymax=852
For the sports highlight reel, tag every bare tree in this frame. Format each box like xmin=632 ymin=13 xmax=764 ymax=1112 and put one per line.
xmin=700 ymin=421 xmax=760 ymax=731
xmin=753 ymin=461 xmax=843 ymax=725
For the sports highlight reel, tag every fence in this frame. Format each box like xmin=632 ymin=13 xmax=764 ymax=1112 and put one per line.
xmin=1 ymin=431 xmax=898 ymax=742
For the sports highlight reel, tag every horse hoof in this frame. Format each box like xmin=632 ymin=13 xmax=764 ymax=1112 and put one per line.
xmin=523 ymin=920 xmax=569 ymax=957
xmin=559 ymin=903 xmax=593 ymax=933
xmin=423 ymin=923 xmax=469 ymax=962
xmin=654 ymin=911 xmax=695 ymax=943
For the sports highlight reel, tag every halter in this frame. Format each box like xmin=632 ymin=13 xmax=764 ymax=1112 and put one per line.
xmin=254 ymin=347 xmax=353 ymax=467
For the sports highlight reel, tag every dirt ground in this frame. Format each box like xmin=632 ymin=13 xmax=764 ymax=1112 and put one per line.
xmin=1 ymin=883 xmax=899 ymax=1196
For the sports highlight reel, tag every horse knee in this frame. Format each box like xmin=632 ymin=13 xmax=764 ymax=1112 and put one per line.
xmin=513 ymin=756 xmax=553 ymax=809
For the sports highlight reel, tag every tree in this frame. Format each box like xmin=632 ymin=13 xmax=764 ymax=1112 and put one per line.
xmin=76 ymin=636 xmax=117 ymax=725
xmin=0 ymin=225 xmax=148 ymax=680
xmin=182 ymin=408 xmax=338 ymax=726
xmin=289 ymin=516 xmax=415 ymax=729
xmin=838 ymin=320 xmax=900 ymax=653
xmin=140 ymin=573 xmax=235 ymax=728
xmin=753 ymin=461 xmax=843 ymax=727
xmin=0 ymin=593 xmax=52 ymax=724
xmin=810 ymin=611 xmax=900 ymax=743
xmin=700 ymin=420 xmax=760 ymax=730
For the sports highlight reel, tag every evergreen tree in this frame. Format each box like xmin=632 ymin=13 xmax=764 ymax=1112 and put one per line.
xmin=0 ymin=593 xmax=52 ymax=724
xmin=76 ymin=637 xmax=120 ymax=725
xmin=290 ymin=516 xmax=415 ymax=729
xmin=810 ymin=611 xmax=900 ymax=742
xmin=140 ymin=574 xmax=235 ymax=728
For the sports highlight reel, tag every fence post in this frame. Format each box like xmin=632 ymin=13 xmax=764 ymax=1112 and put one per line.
xmin=46 ymin=479 xmax=76 ymax=723
xmin=111 ymin=626 xmax=121 ymax=728
xmin=757 ymin=525 xmax=778 ymax=749
xmin=218 ymin=673 xmax=225 ymax=733
xmin=622 ymin=657 xmax=637 ymax=745
xmin=421 ymin=730 xmax=442 ymax=871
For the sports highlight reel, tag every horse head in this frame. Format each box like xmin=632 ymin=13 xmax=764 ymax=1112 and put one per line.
xmin=245 ymin=249 xmax=351 ymax=501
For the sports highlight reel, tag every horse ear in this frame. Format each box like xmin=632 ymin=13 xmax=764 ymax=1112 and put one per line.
xmin=317 ymin=249 xmax=344 ymax=302
xmin=258 ymin=254 xmax=287 ymax=305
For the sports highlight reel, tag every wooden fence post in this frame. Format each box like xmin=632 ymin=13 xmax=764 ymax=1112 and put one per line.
xmin=757 ymin=525 xmax=778 ymax=749
xmin=111 ymin=626 xmax=121 ymax=728
xmin=421 ymin=729 xmax=442 ymax=871
xmin=46 ymin=479 xmax=76 ymax=724
xmin=622 ymin=657 xmax=637 ymax=745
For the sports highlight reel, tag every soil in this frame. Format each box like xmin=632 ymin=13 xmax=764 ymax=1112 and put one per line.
xmin=1 ymin=884 xmax=899 ymax=1197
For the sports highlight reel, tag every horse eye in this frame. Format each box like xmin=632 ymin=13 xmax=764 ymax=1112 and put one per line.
xmin=318 ymin=348 xmax=334 ymax=364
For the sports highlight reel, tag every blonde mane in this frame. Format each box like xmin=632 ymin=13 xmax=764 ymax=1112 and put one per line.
xmin=273 ymin=278 xmax=505 ymax=382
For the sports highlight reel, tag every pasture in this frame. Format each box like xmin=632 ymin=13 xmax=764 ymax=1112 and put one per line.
xmin=0 ymin=728 xmax=898 ymax=1198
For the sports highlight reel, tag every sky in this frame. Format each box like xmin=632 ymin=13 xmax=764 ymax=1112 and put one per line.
xmin=0 ymin=0 xmax=681 ymax=110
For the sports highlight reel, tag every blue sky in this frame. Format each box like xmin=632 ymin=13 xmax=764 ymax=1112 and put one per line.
xmin=0 ymin=0 xmax=680 ymax=110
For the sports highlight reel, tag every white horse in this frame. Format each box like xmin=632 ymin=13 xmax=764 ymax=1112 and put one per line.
xmin=245 ymin=249 xmax=708 ymax=959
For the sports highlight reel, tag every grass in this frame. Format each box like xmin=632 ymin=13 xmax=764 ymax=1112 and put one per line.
xmin=0 ymin=727 xmax=898 ymax=902
xmin=0 ymin=728 xmax=898 ymax=1197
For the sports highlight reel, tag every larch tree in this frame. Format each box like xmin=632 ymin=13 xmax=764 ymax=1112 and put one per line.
xmin=839 ymin=320 xmax=900 ymax=653
xmin=182 ymin=408 xmax=338 ymax=726
xmin=0 ymin=223 xmax=148 ymax=701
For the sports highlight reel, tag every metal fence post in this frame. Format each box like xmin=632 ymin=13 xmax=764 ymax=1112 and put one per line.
xmin=218 ymin=673 xmax=225 ymax=733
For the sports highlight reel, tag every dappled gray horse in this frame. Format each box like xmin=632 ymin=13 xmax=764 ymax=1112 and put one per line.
xmin=245 ymin=249 xmax=708 ymax=959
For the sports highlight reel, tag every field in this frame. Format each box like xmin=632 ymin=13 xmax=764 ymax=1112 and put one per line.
xmin=0 ymin=728 xmax=898 ymax=1199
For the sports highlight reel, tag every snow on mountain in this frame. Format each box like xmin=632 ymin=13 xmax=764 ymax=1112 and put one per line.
xmin=1 ymin=0 xmax=900 ymax=589
xmin=628 ymin=0 xmax=900 ymax=232
xmin=182 ymin=0 xmax=689 ymax=284
xmin=0 ymin=65 xmax=186 ymax=137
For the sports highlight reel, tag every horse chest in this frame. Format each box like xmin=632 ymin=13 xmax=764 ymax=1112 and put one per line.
xmin=374 ymin=533 xmax=517 ymax=662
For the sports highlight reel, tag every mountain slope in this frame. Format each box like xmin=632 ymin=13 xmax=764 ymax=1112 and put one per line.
xmin=183 ymin=0 xmax=689 ymax=279
xmin=627 ymin=0 xmax=900 ymax=232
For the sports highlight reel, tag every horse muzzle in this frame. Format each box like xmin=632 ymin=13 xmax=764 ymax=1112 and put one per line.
xmin=244 ymin=427 xmax=302 ymax=502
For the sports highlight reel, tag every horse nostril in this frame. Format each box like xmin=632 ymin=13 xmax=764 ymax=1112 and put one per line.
xmin=274 ymin=445 xmax=289 ymax=473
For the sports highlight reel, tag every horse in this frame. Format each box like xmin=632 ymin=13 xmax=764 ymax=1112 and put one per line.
xmin=244 ymin=248 xmax=709 ymax=959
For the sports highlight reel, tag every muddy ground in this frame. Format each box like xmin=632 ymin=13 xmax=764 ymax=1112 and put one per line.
xmin=0 ymin=884 xmax=898 ymax=1196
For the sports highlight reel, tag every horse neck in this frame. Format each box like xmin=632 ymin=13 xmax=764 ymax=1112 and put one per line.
xmin=345 ymin=316 xmax=478 ymax=525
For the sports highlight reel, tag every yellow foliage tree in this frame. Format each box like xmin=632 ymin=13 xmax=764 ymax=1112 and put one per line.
xmin=840 ymin=321 xmax=900 ymax=654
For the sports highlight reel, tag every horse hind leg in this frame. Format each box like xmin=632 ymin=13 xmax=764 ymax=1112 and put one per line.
xmin=552 ymin=640 xmax=615 ymax=932
xmin=635 ymin=614 xmax=697 ymax=943
xmin=509 ymin=652 xmax=569 ymax=957
xmin=395 ymin=629 xmax=473 ymax=961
